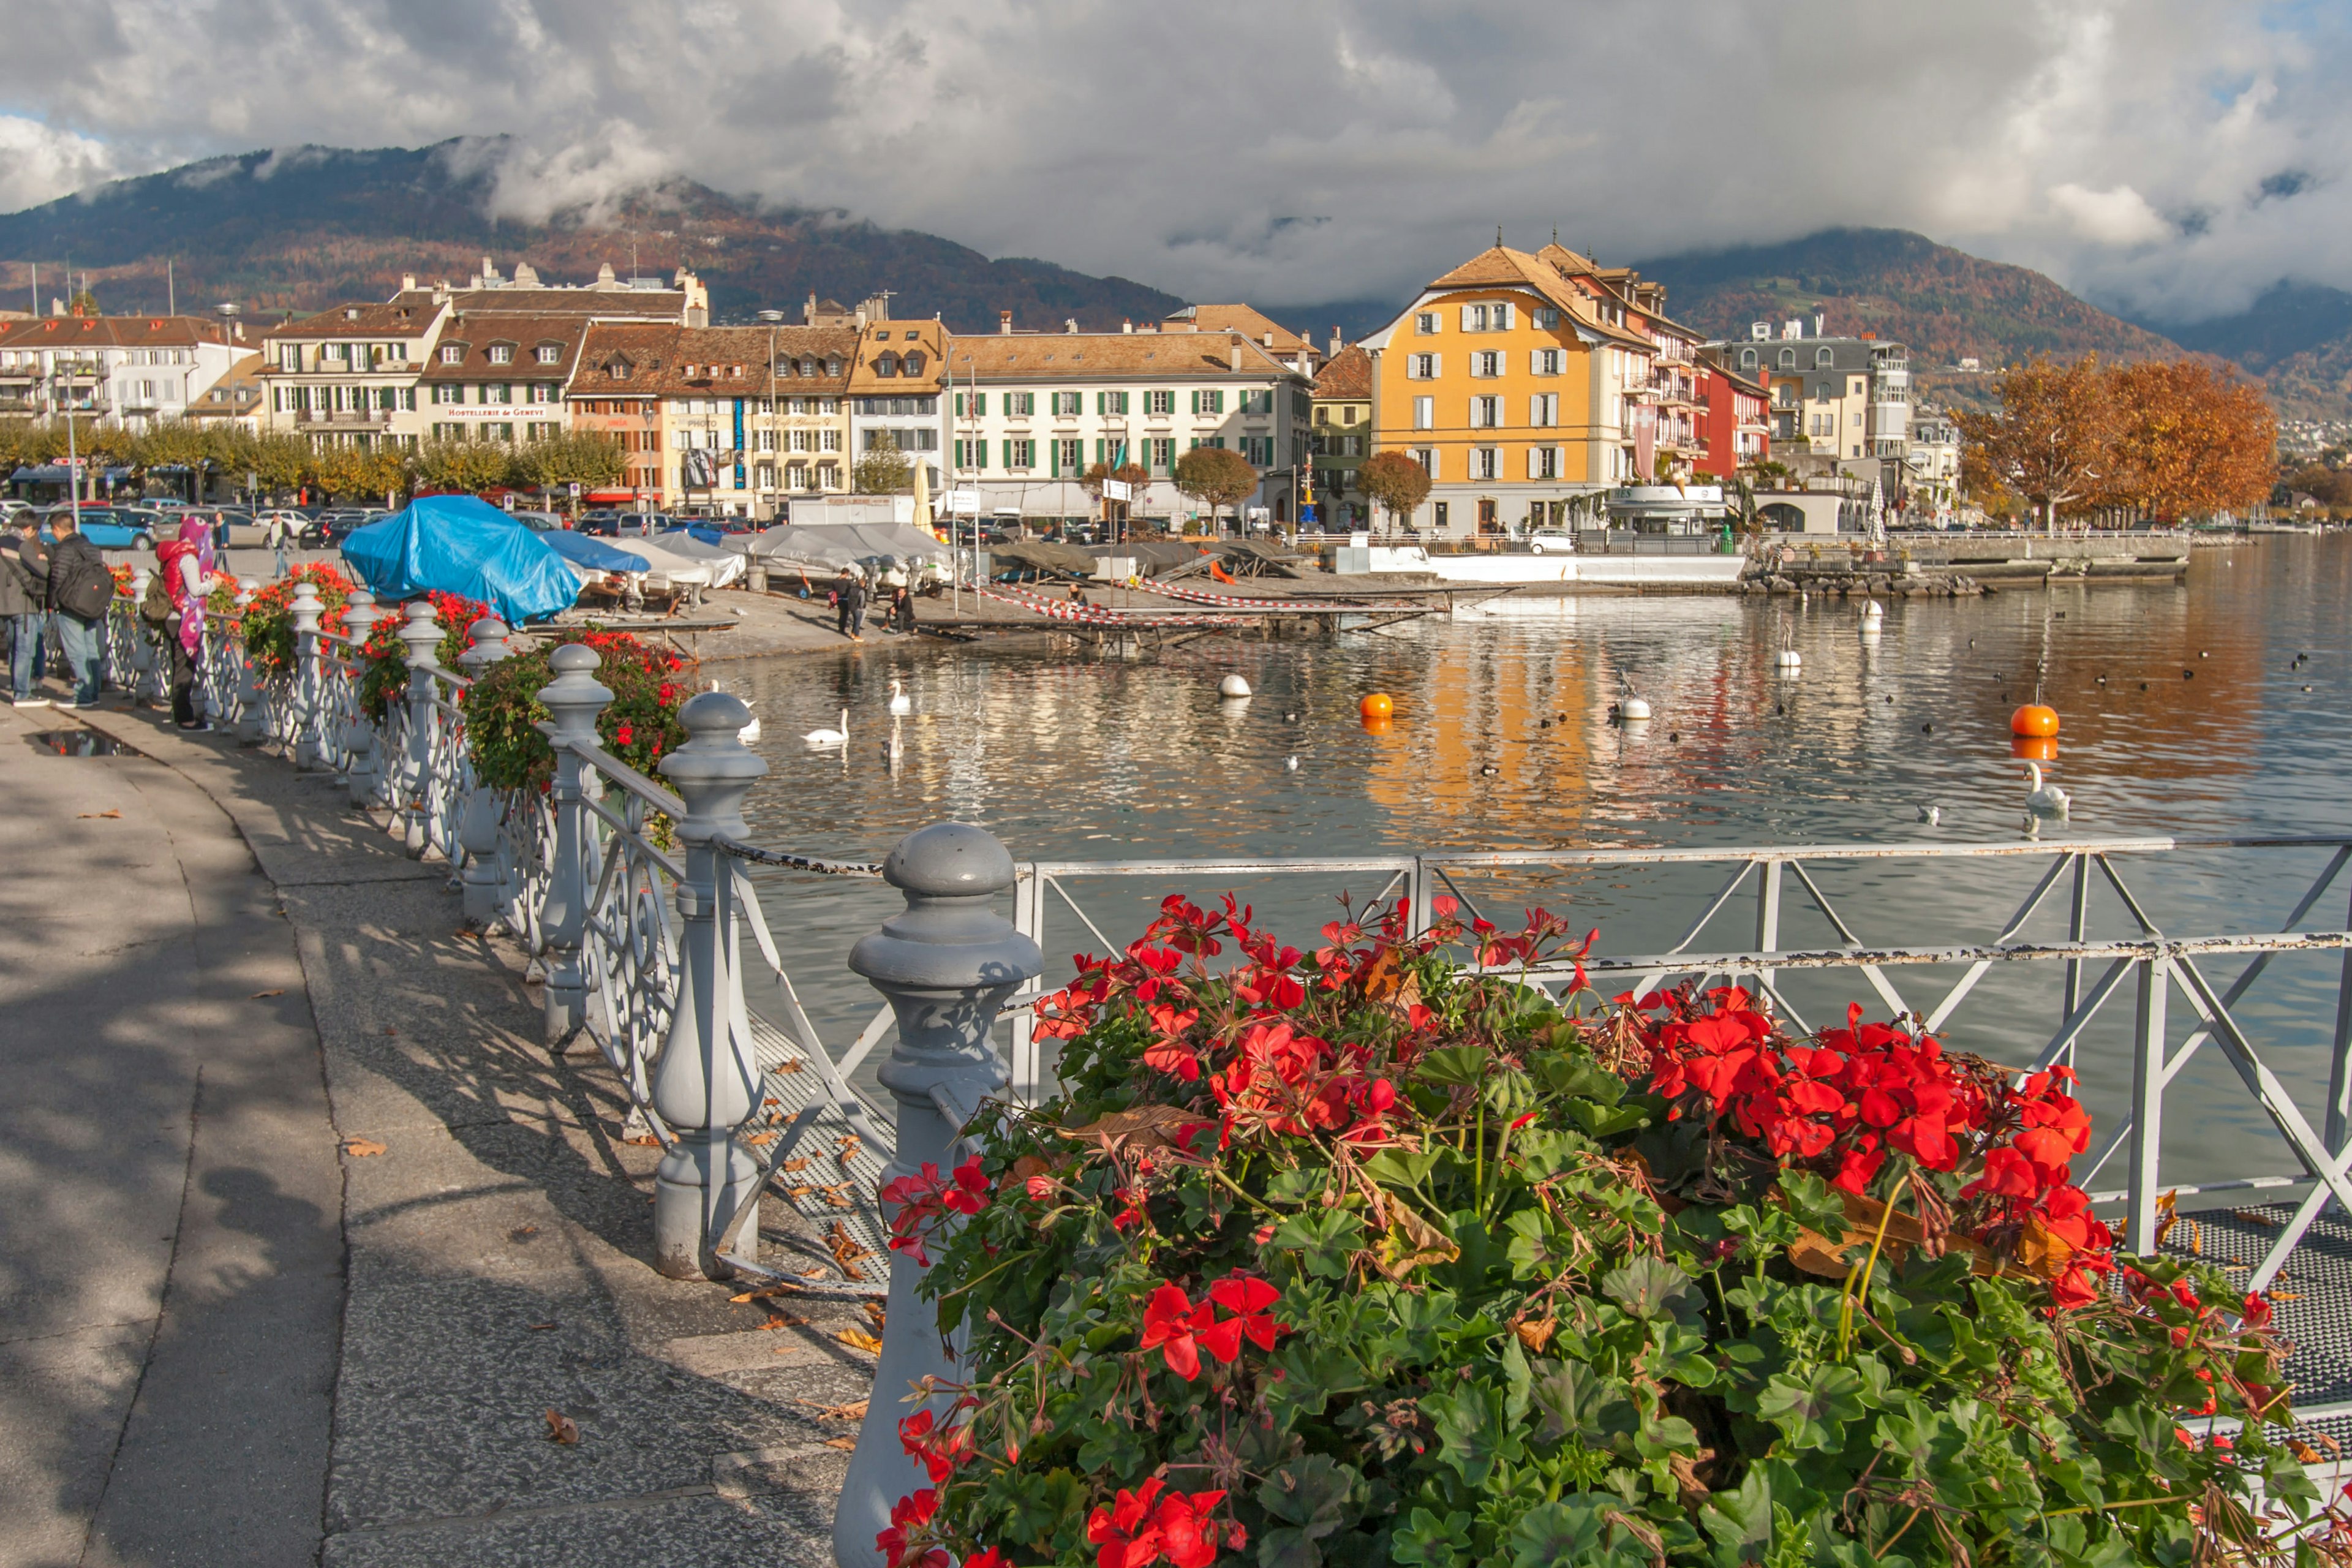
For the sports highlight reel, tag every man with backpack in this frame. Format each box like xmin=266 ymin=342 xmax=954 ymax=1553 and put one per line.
xmin=44 ymin=513 xmax=111 ymax=709
xmin=0 ymin=515 xmax=47 ymax=706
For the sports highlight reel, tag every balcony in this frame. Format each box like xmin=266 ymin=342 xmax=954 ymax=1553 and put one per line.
xmin=295 ymin=407 xmax=394 ymax=427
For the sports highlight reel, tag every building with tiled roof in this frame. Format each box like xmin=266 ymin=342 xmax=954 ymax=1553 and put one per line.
xmin=1152 ymin=306 xmax=1322 ymax=374
xmin=571 ymin=323 xmax=858 ymax=513
xmin=0 ymin=314 xmax=257 ymax=428
xmin=1308 ymin=344 xmax=1373 ymax=526
xmin=937 ymin=320 xmax=1311 ymax=529
xmin=1356 ymin=241 xmax=1714 ymax=536
xmin=846 ymin=315 xmax=948 ymax=491
xmin=184 ymin=354 xmax=268 ymax=434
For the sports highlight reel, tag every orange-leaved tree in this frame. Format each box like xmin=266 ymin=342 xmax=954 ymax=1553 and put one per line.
xmin=1355 ymin=450 xmax=1432 ymax=534
xmin=1957 ymin=356 xmax=2115 ymax=529
xmin=2105 ymin=360 xmax=2277 ymax=521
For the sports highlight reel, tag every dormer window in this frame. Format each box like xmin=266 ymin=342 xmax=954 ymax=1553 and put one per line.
xmin=874 ymin=353 xmax=899 ymax=377
xmin=731 ymin=364 xmax=744 ymax=378
xmin=875 ymin=330 xmax=891 ymax=341
xmin=535 ymin=344 xmax=560 ymax=364
xmin=488 ymin=344 xmax=514 ymax=364
xmin=826 ymin=356 xmax=841 ymax=376
xmin=1815 ymin=347 xmax=1834 ymax=368
xmin=608 ymin=360 xmax=631 ymax=381
xmin=1778 ymin=348 xmax=1796 ymax=369
xmin=902 ymin=352 xmax=925 ymax=377
xmin=440 ymin=344 xmax=464 ymax=364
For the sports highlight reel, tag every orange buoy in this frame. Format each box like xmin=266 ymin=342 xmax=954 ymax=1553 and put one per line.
xmin=1359 ymin=692 xmax=1393 ymax=720
xmin=1360 ymin=714 xmax=1392 ymax=736
xmin=2011 ymin=734 xmax=2057 ymax=763
xmin=2010 ymin=703 xmax=2060 ymax=738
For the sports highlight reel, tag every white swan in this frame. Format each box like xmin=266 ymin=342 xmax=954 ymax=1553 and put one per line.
xmin=2024 ymin=762 xmax=2070 ymax=818
xmin=804 ymin=708 xmax=848 ymax=748
xmin=887 ymin=678 xmax=911 ymax=715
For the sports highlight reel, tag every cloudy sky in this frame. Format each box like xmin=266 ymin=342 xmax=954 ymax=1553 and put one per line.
xmin=0 ymin=0 xmax=2343 ymax=323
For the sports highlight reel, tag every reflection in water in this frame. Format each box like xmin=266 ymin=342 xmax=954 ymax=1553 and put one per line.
xmin=725 ymin=539 xmax=2352 ymax=1191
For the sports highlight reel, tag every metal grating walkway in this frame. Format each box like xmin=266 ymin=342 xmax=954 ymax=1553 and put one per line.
xmin=2165 ymin=1201 xmax=2352 ymax=1415
xmin=735 ymin=1011 xmax=895 ymax=1293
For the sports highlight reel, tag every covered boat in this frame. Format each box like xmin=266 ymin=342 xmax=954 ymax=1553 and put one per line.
xmin=341 ymin=495 xmax=580 ymax=623
xmin=540 ymin=530 xmax=652 ymax=576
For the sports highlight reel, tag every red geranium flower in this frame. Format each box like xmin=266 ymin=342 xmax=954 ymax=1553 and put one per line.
xmin=1139 ymin=1283 xmax=1215 ymax=1380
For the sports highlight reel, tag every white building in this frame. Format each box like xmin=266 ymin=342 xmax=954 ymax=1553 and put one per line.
xmin=0 ymin=314 xmax=258 ymax=429
xmin=940 ymin=318 xmax=1312 ymax=529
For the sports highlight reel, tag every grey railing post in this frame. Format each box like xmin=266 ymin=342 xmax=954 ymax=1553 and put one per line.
xmin=537 ymin=646 xmax=610 ymax=1046
xmin=396 ymin=601 xmax=441 ymax=858
xmin=233 ymin=578 xmax=266 ymax=742
xmin=456 ymin=616 xmax=513 ymax=926
xmin=835 ymin=823 xmax=1042 ymax=1568
xmin=290 ymin=581 xmax=325 ymax=766
xmin=649 ymin=691 xmax=768 ymax=1281
xmin=2126 ymin=951 xmax=2169 ymax=1254
xmin=339 ymin=591 xmax=385 ymax=804
xmin=125 ymin=568 xmax=156 ymax=700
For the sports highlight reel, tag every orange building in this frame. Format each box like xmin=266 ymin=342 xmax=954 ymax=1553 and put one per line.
xmin=1360 ymin=243 xmax=1709 ymax=536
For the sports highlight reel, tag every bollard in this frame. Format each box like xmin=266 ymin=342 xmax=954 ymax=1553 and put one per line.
xmin=396 ymin=601 xmax=442 ymax=858
xmin=455 ymin=617 xmax=512 ymax=925
xmin=834 ymin=823 xmax=1042 ymax=1568
xmin=537 ymin=645 xmax=610 ymax=1047
xmin=339 ymin=591 xmax=385 ymax=804
xmin=649 ymin=691 xmax=769 ymax=1281
xmin=290 ymin=581 xmax=325 ymax=766
xmin=233 ymin=578 xmax=268 ymax=742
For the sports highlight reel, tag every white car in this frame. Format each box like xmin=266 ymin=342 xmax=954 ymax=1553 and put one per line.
xmin=1528 ymin=530 xmax=1577 ymax=554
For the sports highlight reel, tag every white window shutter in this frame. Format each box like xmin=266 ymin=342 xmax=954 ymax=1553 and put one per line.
xmin=1460 ymin=305 xmax=1476 ymax=331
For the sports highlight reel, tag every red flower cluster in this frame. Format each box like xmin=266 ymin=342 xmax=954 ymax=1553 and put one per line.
xmin=1635 ymin=992 xmax=2114 ymax=1308
xmin=1086 ymin=1478 xmax=1235 ymax=1568
xmin=878 ymin=1488 xmax=949 ymax=1568
xmin=881 ymin=1156 xmax=990 ymax=1267
xmin=899 ymin=1406 xmax=979 ymax=1484
xmin=1137 ymin=1274 xmax=1289 ymax=1380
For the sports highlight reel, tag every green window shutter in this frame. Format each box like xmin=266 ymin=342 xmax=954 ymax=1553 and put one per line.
xmin=1189 ymin=390 xmax=1200 ymax=415
xmin=1051 ymin=440 xmax=1060 ymax=477
xmin=976 ymin=392 xmax=986 ymax=416
xmin=1094 ymin=438 xmax=1104 ymax=464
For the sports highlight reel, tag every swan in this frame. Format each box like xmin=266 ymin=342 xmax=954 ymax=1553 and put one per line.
xmin=804 ymin=708 xmax=848 ymax=748
xmin=1284 ymin=755 xmax=1299 ymax=771
xmin=2024 ymin=762 xmax=2070 ymax=818
xmin=887 ymin=678 xmax=911 ymax=715
xmin=707 ymin=680 xmax=759 ymax=742
xmin=1917 ymin=804 xmax=1940 ymax=825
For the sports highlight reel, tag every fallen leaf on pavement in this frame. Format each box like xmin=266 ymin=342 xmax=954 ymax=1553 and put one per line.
xmin=382 ymin=1027 xmax=398 ymax=1036
xmin=862 ymin=1302 xmax=887 ymax=1332
xmin=796 ymin=1267 xmax=826 ymax=1281
xmin=781 ymin=1158 xmax=810 ymax=1174
xmin=770 ymin=1345 xmax=802 ymax=1356
xmin=760 ymin=1311 xmax=811 ymax=1330
xmin=728 ymin=1284 xmax=803 ymax=1303
xmin=249 ymin=989 xmax=285 ymax=999
xmin=527 ymin=1322 xmax=558 ymax=1331
xmin=544 ymin=1409 xmax=579 ymax=1445
xmin=835 ymin=1327 xmax=884 ymax=1354
xmin=621 ymin=1132 xmax=662 ymax=1147
xmin=795 ymin=1399 xmax=869 ymax=1421
xmin=77 ymin=809 xmax=121 ymax=819
xmin=342 ymin=1138 xmax=387 ymax=1158
xmin=822 ymin=1435 xmax=857 ymax=1449
xmin=774 ymin=1060 xmax=804 ymax=1074
xmin=741 ymin=1130 xmax=776 ymax=1146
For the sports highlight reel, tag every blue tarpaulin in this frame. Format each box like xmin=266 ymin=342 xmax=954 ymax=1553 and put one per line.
xmin=538 ymin=530 xmax=650 ymax=573
xmin=341 ymin=495 xmax=580 ymax=623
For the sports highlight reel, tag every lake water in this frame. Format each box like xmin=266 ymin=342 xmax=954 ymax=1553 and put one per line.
xmin=724 ymin=537 xmax=2352 ymax=1199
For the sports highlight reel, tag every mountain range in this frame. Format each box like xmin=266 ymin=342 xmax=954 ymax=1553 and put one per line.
xmin=2 ymin=141 xmax=2350 ymax=420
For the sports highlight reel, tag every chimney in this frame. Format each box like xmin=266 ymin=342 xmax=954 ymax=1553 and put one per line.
xmin=1229 ymin=342 xmax=1242 ymax=373
xmin=1262 ymin=331 xmax=1273 ymax=348
xmin=1812 ymin=311 xmax=1826 ymax=337
xmin=1121 ymin=318 xmax=1133 ymax=334
xmin=401 ymin=272 xmax=417 ymax=292
xmin=805 ymin=292 xmax=818 ymax=325
xmin=999 ymin=311 xmax=1012 ymax=335
xmin=1064 ymin=318 xmax=1078 ymax=334
xmin=1329 ymin=328 xmax=1342 ymax=357
xmin=1751 ymin=321 xmax=1768 ymax=341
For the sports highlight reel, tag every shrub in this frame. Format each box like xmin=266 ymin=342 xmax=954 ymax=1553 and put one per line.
xmin=224 ymin=563 xmax=358 ymax=676
xmin=881 ymin=898 xmax=2321 ymax=1567
xmin=355 ymin=589 xmax=490 ymax=723
xmin=460 ymin=627 xmax=690 ymax=793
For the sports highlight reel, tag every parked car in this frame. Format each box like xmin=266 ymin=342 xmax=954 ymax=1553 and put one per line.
xmin=1528 ymin=530 xmax=1577 ymax=555
xmin=510 ymin=510 xmax=568 ymax=532
xmin=40 ymin=505 xmax=155 ymax=550
xmin=579 ymin=511 xmax=670 ymax=537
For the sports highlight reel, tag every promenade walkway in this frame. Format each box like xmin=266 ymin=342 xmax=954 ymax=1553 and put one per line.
xmin=0 ymin=697 xmax=871 ymax=1567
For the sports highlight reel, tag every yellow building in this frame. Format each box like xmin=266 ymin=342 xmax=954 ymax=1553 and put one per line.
xmin=1360 ymin=243 xmax=1705 ymax=536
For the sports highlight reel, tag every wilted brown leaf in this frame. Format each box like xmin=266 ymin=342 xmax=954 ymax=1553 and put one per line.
xmin=774 ymin=1060 xmax=805 ymax=1075
xmin=819 ymin=1184 xmax=854 ymax=1210
xmin=527 ymin=1322 xmax=557 ymax=1331
xmin=544 ymin=1409 xmax=579 ymax=1445
xmin=824 ymin=1221 xmax=873 ymax=1281
xmin=77 ymin=809 xmax=121 ymax=820
xmin=796 ymin=1398 xmax=869 ymax=1422
xmin=835 ymin=1328 xmax=884 ymax=1354
xmin=1374 ymin=1205 xmax=1458 ymax=1281
xmin=621 ymin=1131 xmax=662 ymax=1148
xmin=1512 ymin=1317 xmax=1556 ymax=1354
xmin=741 ymin=1131 xmax=776 ymax=1147
xmin=249 ymin=989 xmax=285 ymax=999
xmin=862 ymin=1302 xmax=887 ymax=1332
xmin=342 ymin=1137 xmax=387 ymax=1158
xmin=822 ymin=1434 xmax=857 ymax=1449
xmin=1059 ymin=1103 xmax=1205 ymax=1153
xmin=760 ymin=1311 xmax=810 ymax=1330
xmin=782 ymin=1158 xmax=810 ymax=1174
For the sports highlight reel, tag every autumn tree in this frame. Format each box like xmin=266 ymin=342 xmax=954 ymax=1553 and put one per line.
xmin=415 ymin=437 xmax=514 ymax=494
xmin=1355 ymin=450 xmax=1432 ymax=534
xmin=853 ymin=434 xmax=913 ymax=494
xmin=311 ymin=443 xmax=407 ymax=504
xmin=1170 ymin=445 xmax=1258 ymax=532
xmin=2104 ymin=360 xmax=2276 ymax=521
xmin=249 ymin=432 xmax=313 ymax=500
xmin=514 ymin=431 xmax=627 ymax=496
xmin=1958 ymin=356 xmax=2115 ymax=527
xmin=1080 ymin=459 xmax=1150 ymax=533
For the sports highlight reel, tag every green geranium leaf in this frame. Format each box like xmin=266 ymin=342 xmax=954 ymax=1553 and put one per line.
xmin=1418 ymin=1044 xmax=1489 ymax=1087
xmin=1390 ymin=1507 xmax=1472 ymax=1568
xmin=1758 ymin=1365 xmax=1867 ymax=1451
xmin=1600 ymin=1257 xmax=1700 ymax=1324
xmin=1266 ymin=1165 xmax=1333 ymax=1204
xmin=1254 ymin=1455 xmax=1366 ymax=1568
xmin=1531 ymin=1362 xmax=1634 ymax=1447
xmin=1423 ymin=1382 xmax=1523 ymax=1485
xmin=1268 ymin=1208 xmax=1366 ymax=1280
xmin=1532 ymin=1053 xmax=1625 ymax=1104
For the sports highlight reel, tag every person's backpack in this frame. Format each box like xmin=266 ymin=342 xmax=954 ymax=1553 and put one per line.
xmin=139 ymin=570 xmax=175 ymax=627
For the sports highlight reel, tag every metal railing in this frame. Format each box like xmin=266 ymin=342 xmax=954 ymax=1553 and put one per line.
xmin=1006 ymin=837 xmax=2352 ymax=1294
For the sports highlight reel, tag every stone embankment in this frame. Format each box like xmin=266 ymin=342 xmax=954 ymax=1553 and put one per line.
xmin=1740 ymin=566 xmax=1985 ymax=598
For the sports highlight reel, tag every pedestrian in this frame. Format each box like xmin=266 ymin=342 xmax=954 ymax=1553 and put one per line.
xmin=834 ymin=567 xmax=865 ymax=641
xmin=891 ymin=582 xmax=916 ymax=634
xmin=0 ymin=516 xmax=49 ymax=706
xmin=211 ymin=508 xmax=230 ymax=553
xmin=44 ymin=511 xmax=111 ymax=710
xmin=156 ymin=516 xmax=215 ymax=729
xmin=266 ymin=511 xmax=289 ymax=578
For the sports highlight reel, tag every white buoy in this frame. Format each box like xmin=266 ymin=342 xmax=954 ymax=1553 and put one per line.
xmin=1619 ymin=696 xmax=1653 ymax=722
xmin=1219 ymin=674 xmax=1252 ymax=699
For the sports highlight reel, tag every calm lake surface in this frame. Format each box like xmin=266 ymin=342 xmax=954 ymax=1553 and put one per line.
xmin=725 ymin=536 xmax=2352 ymax=1199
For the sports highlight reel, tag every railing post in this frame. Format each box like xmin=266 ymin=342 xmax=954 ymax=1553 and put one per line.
xmin=2126 ymin=951 xmax=2169 ymax=1254
xmin=125 ymin=568 xmax=156 ymax=700
xmin=2326 ymin=881 xmax=2352 ymax=1161
xmin=537 ymin=646 xmax=610 ymax=1047
xmin=290 ymin=581 xmax=325 ymax=766
xmin=339 ymin=592 xmax=385 ymax=804
xmin=1753 ymin=857 xmax=1783 ymax=1005
xmin=232 ymin=578 xmax=266 ymax=742
xmin=649 ymin=691 xmax=769 ymax=1281
xmin=396 ymin=601 xmax=442 ymax=857
xmin=456 ymin=616 xmax=512 ymax=927
xmin=835 ymin=822 xmax=1043 ymax=1568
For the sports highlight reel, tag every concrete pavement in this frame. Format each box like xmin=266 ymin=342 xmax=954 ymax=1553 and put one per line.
xmin=1 ymin=689 xmax=876 ymax=1567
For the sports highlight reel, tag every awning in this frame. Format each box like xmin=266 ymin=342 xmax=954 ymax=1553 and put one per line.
xmin=10 ymin=464 xmax=136 ymax=484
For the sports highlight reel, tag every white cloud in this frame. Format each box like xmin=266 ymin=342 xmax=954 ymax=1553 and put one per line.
xmin=0 ymin=0 xmax=2343 ymax=325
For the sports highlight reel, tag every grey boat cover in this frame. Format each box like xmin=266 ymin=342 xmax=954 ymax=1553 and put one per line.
xmin=741 ymin=520 xmax=947 ymax=570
